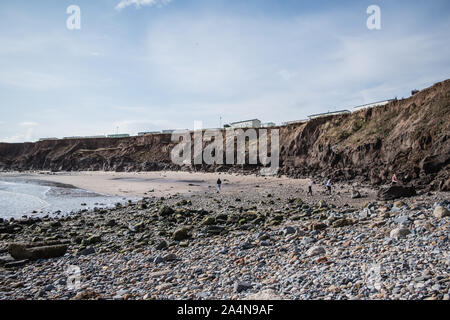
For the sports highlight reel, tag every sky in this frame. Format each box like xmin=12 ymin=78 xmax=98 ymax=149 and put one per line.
xmin=0 ymin=0 xmax=449 ymax=142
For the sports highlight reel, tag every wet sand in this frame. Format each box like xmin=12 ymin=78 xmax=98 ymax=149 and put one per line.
xmin=0 ymin=171 xmax=377 ymax=207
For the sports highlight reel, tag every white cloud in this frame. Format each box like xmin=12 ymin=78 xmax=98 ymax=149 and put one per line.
xmin=142 ymin=12 xmax=450 ymax=121
xmin=0 ymin=71 xmax=71 ymax=90
xmin=1 ymin=3 xmax=449 ymax=142
xmin=115 ymin=0 xmax=172 ymax=11
xmin=278 ymin=69 xmax=296 ymax=81
xmin=113 ymin=119 xmax=179 ymax=134
xmin=1 ymin=127 xmax=36 ymax=143
xmin=19 ymin=122 xmax=38 ymax=127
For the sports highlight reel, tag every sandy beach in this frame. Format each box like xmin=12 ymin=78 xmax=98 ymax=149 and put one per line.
xmin=0 ymin=171 xmax=378 ymax=207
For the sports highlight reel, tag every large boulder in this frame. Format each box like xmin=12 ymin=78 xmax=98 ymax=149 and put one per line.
xmin=8 ymin=243 xmax=68 ymax=260
xmin=377 ymin=185 xmax=416 ymax=201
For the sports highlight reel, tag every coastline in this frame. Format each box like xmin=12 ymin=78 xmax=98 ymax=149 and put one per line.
xmin=0 ymin=170 xmax=448 ymax=300
xmin=0 ymin=173 xmax=132 ymax=219
xmin=0 ymin=170 xmax=377 ymax=205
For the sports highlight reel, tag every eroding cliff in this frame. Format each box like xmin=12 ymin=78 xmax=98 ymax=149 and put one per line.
xmin=0 ymin=80 xmax=449 ymax=190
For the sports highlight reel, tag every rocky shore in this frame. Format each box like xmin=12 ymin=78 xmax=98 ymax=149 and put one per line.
xmin=0 ymin=180 xmax=449 ymax=300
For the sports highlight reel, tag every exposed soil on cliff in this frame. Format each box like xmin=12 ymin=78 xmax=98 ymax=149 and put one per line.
xmin=0 ymin=80 xmax=449 ymax=191
xmin=279 ymin=80 xmax=450 ymax=191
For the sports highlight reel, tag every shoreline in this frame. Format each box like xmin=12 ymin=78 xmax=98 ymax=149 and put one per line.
xmin=0 ymin=170 xmax=378 ymax=205
xmin=0 ymin=174 xmax=133 ymax=219
xmin=0 ymin=170 xmax=448 ymax=300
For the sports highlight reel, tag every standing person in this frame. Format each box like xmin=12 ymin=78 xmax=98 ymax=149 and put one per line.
xmin=307 ymin=179 xmax=313 ymax=196
xmin=216 ymin=178 xmax=222 ymax=193
xmin=326 ymin=178 xmax=332 ymax=195
xmin=392 ymin=173 xmax=398 ymax=184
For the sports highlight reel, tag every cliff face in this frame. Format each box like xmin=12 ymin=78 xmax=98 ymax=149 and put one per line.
xmin=0 ymin=80 xmax=449 ymax=190
xmin=0 ymin=134 xmax=177 ymax=173
xmin=279 ymin=79 xmax=450 ymax=191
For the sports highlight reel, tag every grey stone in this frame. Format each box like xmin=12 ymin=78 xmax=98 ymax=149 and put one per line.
xmin=390 ymin=227 xmax=411 ymax=239
xmin=173 ymin=227 xmax=190 ymax=241
xmin=434 ymin=206 xmax=449 ymax=218
xmin=9 ymin=243 xmax=68 ymax=260
xmin=394 ymin=216 xmax=411 ymax=225
xmin=77 ymin=246 xmax=95 ymax=256
xmin=351 ymin=190 xmax=361 ymax=199
xmin=282 ymin=226 xmax=296 ymax=236
xmin=234 ymin=281 xmax=253 ymax=293
xmin=241 ymin=242 xmax=254 ymax=250
xmin=159 ymin=205 xmax=174 ymax=217
xmin=306 ymin=246 xmax=326 ymax=257
xmin=155 ymin=240 xmax=168 ymax=250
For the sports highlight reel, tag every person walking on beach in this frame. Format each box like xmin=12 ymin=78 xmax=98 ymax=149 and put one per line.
xmin=216 ymin=178 xmax=222 ymax=193
xmin=307 ymin=179 xmax=313 ymax=196
xmin=326 ymin=178 xmax=332 ymax=195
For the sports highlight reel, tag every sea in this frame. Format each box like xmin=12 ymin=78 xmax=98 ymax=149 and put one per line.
xmin=0 ymin=176 xmax=131 ymax=219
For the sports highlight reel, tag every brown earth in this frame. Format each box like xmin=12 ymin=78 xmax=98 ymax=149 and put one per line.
xmin=0 ymin=80 xmax=449 ymax=191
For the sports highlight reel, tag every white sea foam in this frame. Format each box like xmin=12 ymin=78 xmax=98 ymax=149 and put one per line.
xmin=0 ymin=179 xmax=129 ymax=219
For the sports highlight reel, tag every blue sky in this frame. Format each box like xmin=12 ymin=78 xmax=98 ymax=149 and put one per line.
xmin=0 ymin=0 xmax=449 ymax=142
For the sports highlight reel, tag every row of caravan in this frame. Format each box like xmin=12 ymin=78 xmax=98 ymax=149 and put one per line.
xmin=38 ymin=98 xmax=396 ymax=141
xmin=39 ymin=134 xmax=130 ymax=141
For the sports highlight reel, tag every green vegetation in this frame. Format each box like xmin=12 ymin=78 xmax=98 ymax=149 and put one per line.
xmin=352 ymin=118 xmax=366 ymax=132
xmin=338 ymin=130 xmax=351 ymax=141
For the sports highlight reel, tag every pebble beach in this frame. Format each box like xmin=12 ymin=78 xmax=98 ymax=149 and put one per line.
xmin=0 ymin=172 xmax=449 ymax=300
